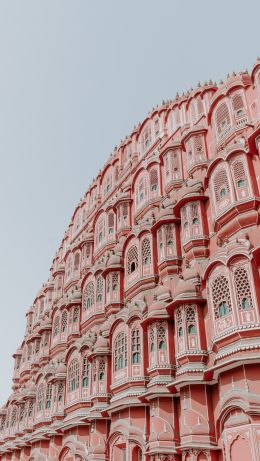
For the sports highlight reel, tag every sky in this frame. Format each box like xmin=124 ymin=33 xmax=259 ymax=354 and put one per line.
xmin=0 ymin=0 xmax=259 ymax=405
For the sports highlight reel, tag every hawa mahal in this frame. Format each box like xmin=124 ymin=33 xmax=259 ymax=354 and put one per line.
xmin=1 ymin=60 xmax=260 ymax=461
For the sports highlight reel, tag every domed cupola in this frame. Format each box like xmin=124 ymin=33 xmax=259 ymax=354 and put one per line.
xmin=88 ymin=334 xmax=110 ymax=360
xmin=169 ymin=264 xmax=204 ymax=310
xmin=143 ymin=284 xmax=172 ymax=327
xmin=54 ymin=361 xmax=67 ymax=380
xmin=174 ymin=177 xmax=206 ymax=215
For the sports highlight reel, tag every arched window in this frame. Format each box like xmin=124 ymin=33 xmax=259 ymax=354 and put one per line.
xmin=68 ymin=359 xmax=79 ymax=392
xmin=190 ymin=202 xmax=201 ymax=236
xmin=28 ymin=400 xmax=34 ymax=418
xmin=96 ymin=215 xmax=105 ymax=247
xmin=141 ymin=238 xmax=151 ymax=267
xmin=230 ymin=157 xmax=249 ymax=199
xmin=122 ymin=203 xmax=128 ymax=223
xmin=57 ymin=383 xmax=64 ymax=402
xmin=137 ymin=176 xmax=147 ymax=206
xmin=211 ymin=275 xmax=232 ymax=319
xmin=99 ymin=359 xmax=105 ymax=380
xmin=127 ymin=245 xmax=139 ymax=275
xmin=141 ymin=125 xmax=152 ymax=152
xmin=10 ymin=407 xmax=17 ymax=428
xmin=114 ymin=332 xmax=127 ymax=371
xmin=66 ymin=255 xmax=73 ymax=279
xmin=214 ymin=169 xmax=230 ymax=202
xmin=37 ymin=384 xmax=44 ymax=412
xmin=188 ymin=324 xmax=196 ymax=334
xmin=83 ymin=282 xmax=94 ymax=310
xmin=164 ymin=153 xmax=170 ymax=178
xmin=166 ymin=224 xmax=174 ymax=247
xmin=193 ymin=135 xmax=204 ymax=162
xmin=18 ymin=404 xmax=25 ymax=423
xmin=103 ymin=172 xmax=112 ymax=196
xmin=112 ymin=272 xmax=119 ymax=292
xmin=45 ymin=383 xmax=52 ymax=409
xmin=57 ymin=275 xmax=62 ymax=296
xmin=96 ymin=275 xmax=104 ymax=303
xmin=82 ymin=356 xmax=90 ymax=387
xmin=234 ymin=265 xmax=253 ymax=311
xmin=154 ymin=117 xmax=160 ymax=137
xmin=114 ymin=164 xmax=119 ymax=183
xmin=189 ymin=99 xmax=197 ymax=124
xmin=74 ymin=252 xmax=80 ymax=272
xmin=149 ymin=168 xmax=159 ymax=192
xmin=108 ymin=212 xmax=115 ymax=235
xmin=53 ymin=316 xmax=60 ymax=337
xmin=196 ymin=96 xmax=204 ymax=117
xmin=61 ymin=311 xmax=68 ymax=333
xmin=215 ymin=102 xmax=231 ymax=139
xmin=157 ymin=323 xmax=167 ymax=350
xmin=231 ymin=92 xmax=245 ymax=120
xmin=186 ymin=305 xmax=196 ymax=329
xmin=131 ymin=328 xmax=141 ymax=364
xmin=159 ymin=340 xmax=166 ymax=350
xmin=73 ymin=307 xmax=79 ymax=323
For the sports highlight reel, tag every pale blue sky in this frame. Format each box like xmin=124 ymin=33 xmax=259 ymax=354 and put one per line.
xmin=0 ymin=0 xmax=259 ymax=404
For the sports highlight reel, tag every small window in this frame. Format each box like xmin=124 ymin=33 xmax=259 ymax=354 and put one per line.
xmin=188 ymin=324 xmax=196 ymax=334
xmin=236 ymin=109 xmax=244 ymax=117
xmin=132 ymin=352 xmax=141 ymax=364
xmin=150 ymin=342 xmax=154 ymax=351
xmin=99 ymin=371 xmax=105 ymax=381
xmin=82 ymin=377 xmax=89 ymax=387
xmin=241 ymin=297 xmax=250 ymax=310
xmin=220 ymin=188 xmax=227 ymax=198
xmin=140 ymin=191 xmax=144 ymax=202
xmin=99 ymin=232 xmax=103 ymax=242
xmin=144 ymin=256 xmax=149 ymax=266
xmin=151 ymin=184 xmax=157 ymax=192
xmin=219 ymin=301 xmax=229 ymax=318
xmin=71 ymin=379 xmax=76 ymax=391
xmin=86 ymin=298 xmax=91 ymax=309
xmin=118 ymin=355 xmax=124 ymax=369
xmin=178 ymin=327 xmax=183 ymax=337
xmin=192 ymin=218 xmax=199 ymax=225
xmin=159 ymin=242 xmax=163 ymax=249
xmin=237 ymin=179 xmax=245 ymax=188
xmin=109 ymin=228 xmax=113 ymax=234
xmin=130 ymin=261 xmax=136 ymax=273
xmin=97 ymin=294 xmax=103 ymax=302
xmin=158 ymin=340 xmax=166 ymax=350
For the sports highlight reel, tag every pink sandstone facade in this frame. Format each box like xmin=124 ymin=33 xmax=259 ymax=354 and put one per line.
xmin=1 ymin=61 xmax=260 ymax=461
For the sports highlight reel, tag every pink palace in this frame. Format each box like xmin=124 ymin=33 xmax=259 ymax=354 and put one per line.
xmin=1 ymin=60 xmax=260 ymax=461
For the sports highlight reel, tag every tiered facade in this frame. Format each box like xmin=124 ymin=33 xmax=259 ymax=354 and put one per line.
xmin=1 ymin=61 xmax=260 ymax=461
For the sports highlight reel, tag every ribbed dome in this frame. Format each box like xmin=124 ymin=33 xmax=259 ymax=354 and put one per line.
xmin=56 ymin=362 xmax=67 ymax=374
xmin=154 ymin=284 xmax=171 ymax=301
xmin=94 ymin=335 xmax=109 ymax=349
